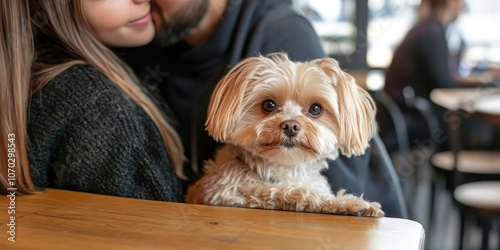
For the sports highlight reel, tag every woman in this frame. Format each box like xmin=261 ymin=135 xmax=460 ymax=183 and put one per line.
xmin=382 ymin=0 xmax=466 ymax=150
xmin=385 ymin=0 xmax=465 ymax=102
xmin=0 ymin=0 xmax=185 ymax=201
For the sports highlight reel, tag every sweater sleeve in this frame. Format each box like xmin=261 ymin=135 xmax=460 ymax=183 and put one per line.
xmin=28 ymin=65 xmax=183 ymax=202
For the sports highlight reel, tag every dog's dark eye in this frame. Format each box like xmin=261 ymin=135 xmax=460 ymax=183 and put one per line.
xmin=308 ymin=103 xmax=322 ymax=117
xmin=262 ymin=99 xmax=276 ymax=112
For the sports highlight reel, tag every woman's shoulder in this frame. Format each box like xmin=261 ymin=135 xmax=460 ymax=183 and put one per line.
xmin=27 ymin=66 xmax=184 ymax=202
xmin=28 ymin=64 xmax=139 ymax=132
xmin=399 ymin=17 xmax=444 ymax=50
xmin=48 ymin=64 xmax=121 ymax=95
xmin=412 ymin=17 xmax=444 ymax=37
xmin=32 ymin=64 xmax=128 ymax=111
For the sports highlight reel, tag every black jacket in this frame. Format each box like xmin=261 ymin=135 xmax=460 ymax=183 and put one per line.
xmin=385 ymin=16 xmax=461 ymax=103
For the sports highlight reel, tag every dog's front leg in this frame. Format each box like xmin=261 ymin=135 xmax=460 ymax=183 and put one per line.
xmin=222 ymin=184 xmax=333 ymax=213
xmin=320 ymin=189 xmax=384 ymax=217
xmin=230 ymin=184 xmax=383 ymax=217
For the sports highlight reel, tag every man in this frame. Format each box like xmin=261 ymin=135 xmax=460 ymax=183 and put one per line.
xmin=125 ymin=0 xmax=407 ymax=218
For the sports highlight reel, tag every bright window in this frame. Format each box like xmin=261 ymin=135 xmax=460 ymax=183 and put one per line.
xmin=295 ymin=0 xmax=500 ymax=71
xmin=367 ymin=0 xmax=500 ymax=69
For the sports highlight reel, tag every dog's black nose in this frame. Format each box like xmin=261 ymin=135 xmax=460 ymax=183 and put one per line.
xmin=280 ymin=120 xmax=300 ymax=137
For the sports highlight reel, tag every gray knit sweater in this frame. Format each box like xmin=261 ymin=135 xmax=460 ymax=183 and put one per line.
xmin=27 ymin=65 xmax=184 ymax=202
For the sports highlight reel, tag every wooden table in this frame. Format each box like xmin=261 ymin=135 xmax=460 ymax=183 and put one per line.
xmin=455 ymin=73 xmax=493 ymax=86
xmin=430 ymin=87 xmax=500 ymax=124
xmin=430 ymin=88 xmax=500 ymax=250
xmin=0 ymin=189 xmax=425 ymax=250
xmin=430 ymin=88 xmax=500 ymax=111
xmin=454 ymin=181 xmax=500 ymax=212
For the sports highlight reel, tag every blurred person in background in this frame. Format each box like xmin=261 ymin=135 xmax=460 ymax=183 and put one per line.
xmin=385 ymin=0 xmax=466 ymax=103
xmin=383 ymin=0 xmax=470 ymax=150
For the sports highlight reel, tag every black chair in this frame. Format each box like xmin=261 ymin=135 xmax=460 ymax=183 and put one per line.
xmin=408 ymin=86 xmax=500 ymax=250
xmin=371 ymin=90 xmax=410 ymax=157
xmin=402 ymin=86 xmax=441 ymax=230
xmin=370 ymin=89 xmax=423 ymax=220
xmin=454 ymin=181 xmax=500 ymax=250
xmin=443 ymin=111 xmax=500 ymax=250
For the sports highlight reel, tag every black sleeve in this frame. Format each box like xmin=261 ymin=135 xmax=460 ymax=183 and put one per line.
xmin=416 ymin=27 xmax=461 ymax=89
xmin=325 ymin=135 xmax=408 ymax=218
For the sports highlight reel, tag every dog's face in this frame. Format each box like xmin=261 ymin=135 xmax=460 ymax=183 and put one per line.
xmin=206 ymin=53 xmax=377 ymax=165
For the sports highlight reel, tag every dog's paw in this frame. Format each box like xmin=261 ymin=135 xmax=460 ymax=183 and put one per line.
xmin=344 ymin=199 xmax=384 ymax=217
xmin=323 ymin=189 xmax=384 ymax=217
xmin=353 ymin=201 xmax=384 ymax=217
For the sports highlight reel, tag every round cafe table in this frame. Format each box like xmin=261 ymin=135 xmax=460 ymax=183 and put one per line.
xmin=430 ymin=87 xmax=500 ymax=124
xmin=470 ymin=95 xmax=500 ymax=124
xmin=430 ymin=88 xmax=500 ymax=250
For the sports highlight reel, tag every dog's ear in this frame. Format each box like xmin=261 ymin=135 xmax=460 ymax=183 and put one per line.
xmin=313 ymin=58 xmax=378 ymax=156
xmin=206 ymin=55 xmax=272 ymax=142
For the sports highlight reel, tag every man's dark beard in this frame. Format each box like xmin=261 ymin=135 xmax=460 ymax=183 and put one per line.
xmin=152 ymin=0 xmax=210 ymax=48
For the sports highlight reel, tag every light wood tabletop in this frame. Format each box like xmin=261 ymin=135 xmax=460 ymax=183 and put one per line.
xmin=455 ymin=72 xmax=493 ymax=86
xmin=0 ymin=189 xmax=424 ymax=250
xmin=430 ymin=87 xmax=500 ymax=111
xmin=431 ymin=150 xmax=500 ymax=174
xmin=430 ymin=87 xmax=500 ymax=124
xmin=454 ymin=181 xmax=500 ymax=212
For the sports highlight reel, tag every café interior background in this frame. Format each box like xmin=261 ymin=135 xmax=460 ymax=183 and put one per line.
xmin=293 ymin=0 xmax=500 ymax=249
xmin=293 ymin=0 xmax=500 ymax=73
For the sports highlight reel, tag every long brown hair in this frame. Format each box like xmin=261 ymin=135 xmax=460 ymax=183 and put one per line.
xmin=0 ymin=0 xmax=34 ymax=193
xmin=0 ymin=0 xmax=185 ymax=194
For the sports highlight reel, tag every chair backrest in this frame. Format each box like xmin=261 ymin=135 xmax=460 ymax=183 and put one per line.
xmin=370 ymin=134 xmax=410 ymax=219
xmin=403 ymin=86 xmax=440 ymax=138
xmin=370 ymin=90 xmax=410 ymax=157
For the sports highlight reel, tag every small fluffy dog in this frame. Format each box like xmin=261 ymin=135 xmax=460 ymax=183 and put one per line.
xmin=186 ymin=53 xmax=383 ymax=217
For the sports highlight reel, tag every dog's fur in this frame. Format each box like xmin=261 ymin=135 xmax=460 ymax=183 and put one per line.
xmin=185 ymin=53 xmax=383 ymax=217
